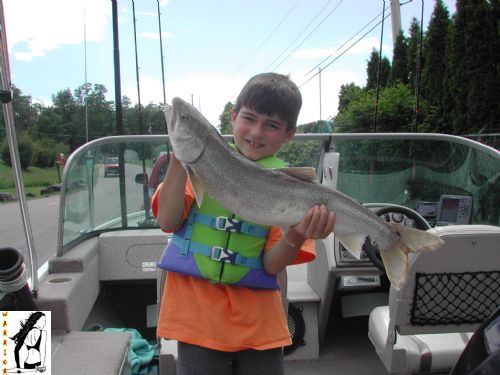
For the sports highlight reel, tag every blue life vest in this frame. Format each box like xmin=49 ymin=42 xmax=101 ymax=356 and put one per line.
xmin=158 ymin=149 xmax=286 ymax=289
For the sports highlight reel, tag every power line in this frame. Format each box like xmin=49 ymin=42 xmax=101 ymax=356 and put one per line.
xmin=231 ymin=0 xmax=300 ymax=75
xmin=303 ymin=8 xmax=385 ymax=78
xmin=264 ymin=0 xmax=333 ymax=72
xmin=299 ymin=0 xmax=415 ymax=87
xmin=268 ymin=0 xmax=343 ymax=72
xmin=299 ymin=10 xmax=391 ymax=88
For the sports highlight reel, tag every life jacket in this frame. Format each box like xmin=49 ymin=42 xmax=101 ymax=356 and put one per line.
xmin=158 ymin=148 xmax=286 ymax=290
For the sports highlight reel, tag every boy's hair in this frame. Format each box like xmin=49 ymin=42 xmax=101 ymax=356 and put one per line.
xmin=234 ymin=72 xmax=302 ymax=131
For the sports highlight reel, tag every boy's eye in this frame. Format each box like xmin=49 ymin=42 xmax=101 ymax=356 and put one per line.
xmin=267 ymin=122 xmax=281 ymax=130
xmin=242 ymin=115 xmax=255 ymax=122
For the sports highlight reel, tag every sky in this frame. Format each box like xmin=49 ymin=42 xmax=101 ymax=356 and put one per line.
xmin=4 ymin=0 xmax=456 ymax=127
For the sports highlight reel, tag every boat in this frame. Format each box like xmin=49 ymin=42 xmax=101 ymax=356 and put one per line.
xmin=1 ymin=2 xmax=499 ymax=375
xmin=1 ymin=131 xmax=499 ymax=375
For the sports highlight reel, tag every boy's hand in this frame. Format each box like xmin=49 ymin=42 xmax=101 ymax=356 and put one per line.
xmin=290 ymin=204 xmax=336 ymax=240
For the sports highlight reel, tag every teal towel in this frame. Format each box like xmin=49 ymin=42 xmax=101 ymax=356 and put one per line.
xmin=104 ymin=328 xmax=156 ymax=374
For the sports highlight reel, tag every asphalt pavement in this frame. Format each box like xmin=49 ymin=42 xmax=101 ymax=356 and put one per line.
xmin=0 ymin=194 xmax=59 ymax=272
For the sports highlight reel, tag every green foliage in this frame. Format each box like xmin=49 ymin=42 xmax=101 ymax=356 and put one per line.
xmin=298 ymin=120 xmax=332 ymax=134
xmin=1 ymin=132 xmax=34 ymax=169
xmin=366 ymin=49 xmax=391 ymax=90
xmin=278 ymin=140 xmax=322 ymax=168
xmin=334 ymin=89 xmax=377 ymax=132
xmin=388 ymin=31 xmax=409 ymax=86
xmin=337 ymin=83 xmax=363 ymax=113
xmin=406 ymin=18 xmax=422 ymax=92
xmin=334 ymin=84 xmax=415 ymax=133
xmin=219 ymin=102 xmax=234 ymax=134
xmin=443 ymin=0 xmax=498 ymax=134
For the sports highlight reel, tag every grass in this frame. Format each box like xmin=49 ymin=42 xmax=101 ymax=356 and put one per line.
xmin=0 ymin=161 xmax=62 ymax=199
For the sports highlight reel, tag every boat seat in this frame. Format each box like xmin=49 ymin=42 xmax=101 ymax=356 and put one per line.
xmin=155 ymin=249 xmax=288 ymax=375
xmin=368 ymin=225 xmax=500 ymax=374
xmin=52 ymin=331 xmax=131 ymax=375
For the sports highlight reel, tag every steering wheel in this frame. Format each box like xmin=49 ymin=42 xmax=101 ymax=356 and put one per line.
xmin=363 ymin=205 xmax=432 ymax=272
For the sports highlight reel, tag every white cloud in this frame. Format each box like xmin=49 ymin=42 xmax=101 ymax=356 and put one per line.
xmin=140 ymin=31 xmax=172 ymax=40
xmin=4 ymin=0 xmax=110 ymax=62
xmin=292 ymin=37 xmax=380 ymax=60
xmin=123 ymin=73 xmax=245 ymax=127
xmin=138 ymin=11 xmax=157 ymax=18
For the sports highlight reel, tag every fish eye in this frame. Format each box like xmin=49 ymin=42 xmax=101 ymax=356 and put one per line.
xmin=180 ymin=113 xmax=189 ymax=121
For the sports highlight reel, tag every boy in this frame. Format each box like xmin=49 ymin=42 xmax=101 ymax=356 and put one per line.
xmin=152 ymin=72 xmax=335 ymax=374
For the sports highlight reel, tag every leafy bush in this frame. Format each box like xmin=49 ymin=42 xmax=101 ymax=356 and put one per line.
xmin=0 ymin=132 xmax=34 ymax=169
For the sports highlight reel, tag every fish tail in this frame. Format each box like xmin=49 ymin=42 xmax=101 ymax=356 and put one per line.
xmin=380 ymin=224 xmax=444 ymax=290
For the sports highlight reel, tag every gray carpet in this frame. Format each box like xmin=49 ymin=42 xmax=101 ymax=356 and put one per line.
xmin=285 ymin=331 xmax=387 ymax=375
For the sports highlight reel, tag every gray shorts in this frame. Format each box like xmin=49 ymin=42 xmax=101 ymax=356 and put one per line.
xmin=177 ymin=341 xmax=284 ymax=375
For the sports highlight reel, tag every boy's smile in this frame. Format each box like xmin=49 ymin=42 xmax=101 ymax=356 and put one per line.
xmin=231 ymin=106 xmax=296 ymax=161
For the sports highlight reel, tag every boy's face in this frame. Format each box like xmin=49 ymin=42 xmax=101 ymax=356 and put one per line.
xmin=231 ymin=106 xmax=296 ymax=161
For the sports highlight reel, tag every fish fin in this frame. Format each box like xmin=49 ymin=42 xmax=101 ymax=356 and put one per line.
xmin=277 ymin=167 xmax=318 ymax=182
xmin=164 ymin=103 xmax=173 ymax=134
xmin=336 ymin=233 xmax=368 ymax=259
xmin=186 ymin=168 xmax=205 ymax=207
xmin=380 ymin=224 xmax=444 ymax=290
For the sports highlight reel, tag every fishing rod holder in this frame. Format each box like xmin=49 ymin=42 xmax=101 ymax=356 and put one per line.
xmin=0 ymin=247 xmax=37 ymax=310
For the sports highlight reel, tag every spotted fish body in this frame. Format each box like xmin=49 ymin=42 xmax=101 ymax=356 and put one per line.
xmin=165 ymin=97 xmax=444 ymax=290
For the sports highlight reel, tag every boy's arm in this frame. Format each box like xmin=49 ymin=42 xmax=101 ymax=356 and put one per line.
xmin=154 ymin=154 xmax=188 ymax=230
xmin=263 ymin=205 xmax=335 ymax=275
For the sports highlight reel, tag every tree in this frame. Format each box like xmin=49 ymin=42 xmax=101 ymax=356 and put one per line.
xmin=334 ymin=85 xmax=415 ymax=133
xmin=406 ymin=18 xmax=423 ymax=93
xmin=1 ymin=132 xmax=34 ymax=168
xmin=0 ymin=85 xmax=38 ymax=139
xmin=366 ymin=49 xmax=391 ymax=90
xmin=376 ymin=84 xmax=416 ymax=132
xmin=219 ymin=102 xmax=234 ymax=134
xmin=142 ymin=102 xmax=168 ymax=134
xmin=50 ymin=88 xmax=80 ymax=149
xmin=420 ymin=0 xmax=451 ymax=130
xmin=334 ymin=89 xmax=375 ymax=132
xmin=388 ymin=31 xmax=408 ymax=86
xmin=337 ymin=83 xmax=363 ymax=113
xmin=445 ymin=0 xmax=498 ymax=134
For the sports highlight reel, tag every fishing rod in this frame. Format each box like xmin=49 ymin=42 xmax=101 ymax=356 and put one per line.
xmin=374 ymin=0 xmax=386 ymax=133
xmin=157 ymin=0 xmax=166 ymax=107
xmin=412 ymin=0 xmax=424 ymax=133
xmin=111 ymin=0 xmax=128 ymax=227
xmin=131 ymin=0 xmax=153 ymax=222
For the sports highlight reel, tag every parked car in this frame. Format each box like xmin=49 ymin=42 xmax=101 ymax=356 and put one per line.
xmin=104 ymin=157 xmax=119 ymax=177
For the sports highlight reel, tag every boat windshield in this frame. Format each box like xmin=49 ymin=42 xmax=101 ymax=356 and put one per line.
xmin=58 ymin=133 xmax=500 ymax=255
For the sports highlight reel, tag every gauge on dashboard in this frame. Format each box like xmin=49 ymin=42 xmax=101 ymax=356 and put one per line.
xmin=391 ymin=213 xmax=404 ymax=223
xmin=404 ymin=218 xmax=416 ymax=227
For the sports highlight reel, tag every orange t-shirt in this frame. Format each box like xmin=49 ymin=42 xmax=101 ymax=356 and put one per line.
xmin=152 ymin=182 xmax=316 ymax=352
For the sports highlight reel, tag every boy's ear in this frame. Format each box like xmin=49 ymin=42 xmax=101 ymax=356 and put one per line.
xmin=284 ymin=127 xmax=297 ymax=143
xmin=231 ymin=109 xmax=237 ymax=127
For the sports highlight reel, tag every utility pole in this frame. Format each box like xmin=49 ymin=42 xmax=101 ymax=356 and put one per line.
xmin=390 ymin=0 xmax=402 ymax=48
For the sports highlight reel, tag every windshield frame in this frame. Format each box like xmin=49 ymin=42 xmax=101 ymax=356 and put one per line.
xmin=57 ymin=133 xmax=500 ymax=256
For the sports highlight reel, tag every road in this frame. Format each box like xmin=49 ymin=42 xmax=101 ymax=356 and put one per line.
xmin=0 ymin=194 xmax=59 ymax=271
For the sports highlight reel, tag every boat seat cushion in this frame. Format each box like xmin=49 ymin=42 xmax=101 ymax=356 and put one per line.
xmin=369 ymin=306 xmax=472 ymax=374
xmin=52 ymin=331 xmax=130 ymax=375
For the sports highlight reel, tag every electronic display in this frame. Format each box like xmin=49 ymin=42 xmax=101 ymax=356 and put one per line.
xmin=436 ymin=195 xmax=473 ymax=225
xmin=416 ymin=202 xmax=438 ymax=218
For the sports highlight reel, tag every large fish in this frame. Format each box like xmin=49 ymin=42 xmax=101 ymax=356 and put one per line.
xmin=164 ymin=97 xmax=444 ymax=290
